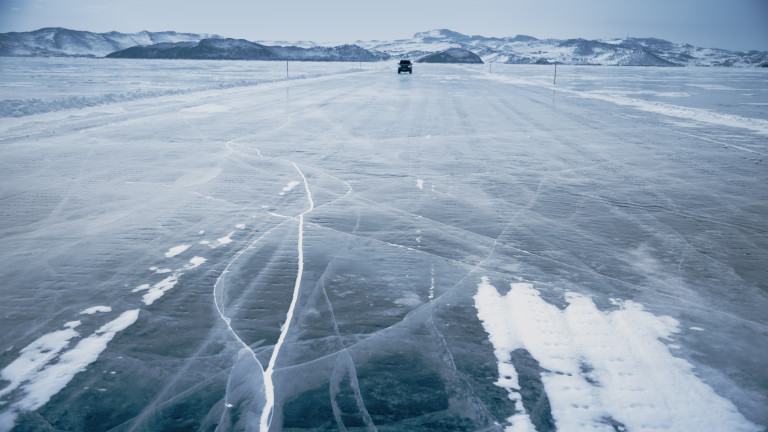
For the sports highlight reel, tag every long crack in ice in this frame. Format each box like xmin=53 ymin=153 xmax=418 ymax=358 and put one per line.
xmin=260 ymin=161 xmax=314 ymax=431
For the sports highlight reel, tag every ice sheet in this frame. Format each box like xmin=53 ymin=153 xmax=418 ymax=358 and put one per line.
xmin=0 ymin=59 xmax=766 ymax=431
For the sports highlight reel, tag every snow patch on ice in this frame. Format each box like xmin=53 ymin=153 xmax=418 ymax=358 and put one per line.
xmin=217 ymin=232 xmax=235 ymax=245
xmin=474 ymin=276 xmax=760 ymax=432
xmin=142 ymin=274 xmax=180 ymax=306
xmin=0 ymin=310 xmax=139 ymax=430
xmin=473 ymin=277 xmax=538 ymax=431
xmin=79 ymin=306 xmax=112 ymax=315
xmin=279 ymin=181 xmax=301 ymax=195
xmin=132 ymin=283 xmax=150 ymax=293
xmin=394 ymin=292 xmax=421 ymax=307
xmin=164 ymin=244 xmax=191 ymax=258
xmin=184 ymin=256 xmax=207 ymax=269
xmin=149 ymin=266 xmax=172 ymax=274
xmin=0 ymin=327 xmax=80 ymax=400
xmin=14 ymin=311 xmax=138 ymax=409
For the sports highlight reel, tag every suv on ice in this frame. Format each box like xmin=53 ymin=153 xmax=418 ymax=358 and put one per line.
xmin=398 ymin=60 xmax=413 ymax=74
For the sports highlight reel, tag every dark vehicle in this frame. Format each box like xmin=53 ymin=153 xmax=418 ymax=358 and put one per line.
xmin=398 ymin=60 xmax=413 ymax=74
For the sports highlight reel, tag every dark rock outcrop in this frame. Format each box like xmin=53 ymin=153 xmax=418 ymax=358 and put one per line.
xmin=418 ymin=48 xmax=483 ymax=64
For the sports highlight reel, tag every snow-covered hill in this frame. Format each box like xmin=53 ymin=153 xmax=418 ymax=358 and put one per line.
xmin=356 ymin=29 xmax=768 ymax=67
xmin=0 ymin=27 xmax=220 ymax=57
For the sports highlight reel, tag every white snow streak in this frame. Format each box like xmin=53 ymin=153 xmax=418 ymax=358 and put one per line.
xmin=142 ymin=274 xmax=180 ymax=305
xmin=164 ymin=244 xmax=191 ymax=258
xmin=184 ymin=256 xmax=207 ymax=269
xmin=217 ymin=232 xmax=235 ymax=245
xmin=482 ymin=73 xmax=768 ymax=137
xmin=132 ymin=283 xmax=150 ymax=293
xmin=279 ymin=180 xmax=301 ymax=196
xmin=79 ymin=306 xmax=112 ymax=315
xmin=474 ymin=276 xmax=759 ymax=432
xmin=580 ymin=90 xmax=768 ymax=137
xmin=0 ymin=310 xmax=139 ymax=431
xmin=0 ymin=327 xmax=80 ymax=400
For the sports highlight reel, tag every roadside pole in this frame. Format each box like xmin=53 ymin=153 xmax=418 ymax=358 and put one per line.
xmin=554 ymin=63 xmax=557 ymax=85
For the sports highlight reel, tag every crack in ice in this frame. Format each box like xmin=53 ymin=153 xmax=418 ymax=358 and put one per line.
xmin=260 ymin=161 xmax=314 ymax=431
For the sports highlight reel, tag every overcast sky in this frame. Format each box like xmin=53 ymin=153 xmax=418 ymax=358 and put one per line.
xmin=1 ymin=0 xmax=767 ymax=51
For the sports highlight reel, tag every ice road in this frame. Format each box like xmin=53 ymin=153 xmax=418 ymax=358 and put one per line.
xmin=1 ymin=59 xmax=767 ymax=431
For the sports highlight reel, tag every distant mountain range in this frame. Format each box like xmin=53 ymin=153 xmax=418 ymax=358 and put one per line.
xmin=0 ymin=27 xmax=220 ymax=57
xmin=2 ymin=27 xmax=767 ymax=67
xmin=356 ymin=29 xmax=768 ymax=67
xmin=106 ymin=38 xmax=390 ymax=62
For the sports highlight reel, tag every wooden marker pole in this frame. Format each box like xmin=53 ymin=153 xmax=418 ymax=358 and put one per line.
xmin=553 ymin=63 xmax=557 ymax=85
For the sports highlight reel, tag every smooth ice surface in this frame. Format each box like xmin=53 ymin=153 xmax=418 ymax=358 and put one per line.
xmin=1 ymin=59 xmax=767 ymax=431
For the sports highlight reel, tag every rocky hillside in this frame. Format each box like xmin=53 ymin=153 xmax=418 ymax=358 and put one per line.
xmin=106 ymin=38 xmax=389 ymax=61
xmin=418 ymin=48 xmax=484 ymax=64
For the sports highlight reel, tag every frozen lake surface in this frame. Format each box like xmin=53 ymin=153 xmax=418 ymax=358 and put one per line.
xmin=1 ymin=58 xmax=767 ymax=431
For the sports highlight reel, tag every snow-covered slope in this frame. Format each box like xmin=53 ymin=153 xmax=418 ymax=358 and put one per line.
xmin=0 ymin=27 xmax=220 ymax=57
xmin=357 ymin=29 xmax=768 ymax=67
